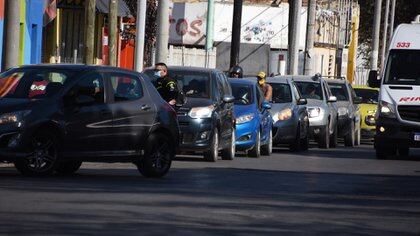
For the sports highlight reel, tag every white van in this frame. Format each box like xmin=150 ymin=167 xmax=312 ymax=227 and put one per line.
xmin=368 ymin=15 xmax=420 ymax=159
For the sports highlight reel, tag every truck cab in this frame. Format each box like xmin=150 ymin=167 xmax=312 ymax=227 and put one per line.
xmin=368 ymin=15 xmax=420 ymax=159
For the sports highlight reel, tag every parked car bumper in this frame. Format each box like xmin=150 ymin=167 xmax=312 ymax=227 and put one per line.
xmin=177 ymin=116 xmax=215 ymax=151
xmin=0 ymin=124 xmax=30 ymax=161
xmin=374 ymin=117 xmax=420 ymax=148
xmin=272 ymin=118 xmax=297 ymax=144
xmin=235 ymin=119 xmax=259 ymax=150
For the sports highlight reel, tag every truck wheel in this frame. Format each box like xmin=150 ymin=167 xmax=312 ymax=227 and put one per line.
xmin=204 ymin=128 xmax=219 ymax=162
xmin=249 ymin=130 xmax=261 ymax=158
xmin=318 ymin=122 xmax=330 ymax=149
xmin=221 ymin=129 xmax=235 ymax=160
xmin=55 ymin=161 xmax=82 ymax=175
xmin=261 ymin=130 xmax=273 ymax=156
xmin=344 ymin=122 xmax=355 ymax=147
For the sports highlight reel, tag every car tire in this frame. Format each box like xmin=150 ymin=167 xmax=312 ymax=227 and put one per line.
xmin=204 ymin=128 xmax=219 ymax=162
xmin=249 ymin=130 xmax=261 ymax=158
xmin=137 ymin=132 xmax=173 ymax=178
xmin=55 ymin=161 xmax=82 ymax=175
xmin=261 ymin=130 xmax=272 ymax=156
xmin=300 ymin=126 xmax=310 ymax=151
xmin=398 ymin=147 xmax=409 ymax=157
xmin=344 ymin=122 xmax=355 ymax=147
xmin=221 ymin=129 xmax=236 ymax=160
xmin=14 ymin=131 xmax=60 ymax=177
xmin=318 ymin=122 xmax=330 ymax=149
xmin=329 ymin=122 xmax=338 ymax=148
xmin=290 ymin=126 xmax=303 ymax=152
xmin=376 ymin=144 xmax=396 ymax=160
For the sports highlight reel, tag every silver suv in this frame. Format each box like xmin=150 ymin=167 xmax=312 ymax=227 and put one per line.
xmin=294 ymin=75 xmax=338 ymax=149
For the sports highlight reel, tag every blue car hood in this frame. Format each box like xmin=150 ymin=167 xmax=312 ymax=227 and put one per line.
xmin=234 ymin=104 xmax=255 ymax=118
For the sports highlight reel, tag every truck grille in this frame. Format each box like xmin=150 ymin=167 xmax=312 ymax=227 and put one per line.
xmin=398 ymin=105 xmax=420 ymax=123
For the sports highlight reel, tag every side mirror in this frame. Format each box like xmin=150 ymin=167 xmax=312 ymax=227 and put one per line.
xmin=222 ymin=95 xmax=235 ymax=103
xmin=353 ymin=96 xmax=363 ymax=104
xmin=328 ymin=96 xmax=337 ymax=103
xmin=76 ymin=95 xmax=95 ymax=106
xmin=297 ymin=98 xmax=307 ymax=105
xmin=368 ymin=70 xmax=381 ymax=88
xmin=262 ymin=101 xmax=271 ymax=109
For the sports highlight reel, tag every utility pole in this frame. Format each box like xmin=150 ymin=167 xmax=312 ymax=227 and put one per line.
xmin=370 ymin=0 xmax=382 ymax=71
xmin=304 ymin=0 xmax=316 ymax=75
xmin=380 ymin=0 xmax=390 ymax=69
xmin=109 ymin=0 xmax=118 ymax=66
xmin=4 ymin=0 xmax=20 ymax=70
xmin=155 ymin=0 xmax=169 ymax=64
xmin=288 ymin=0 xmax=302 ymax=75
xmin=85 ymin=0 xmax=96 ymax=65
xmin=230 ymin=0 xmax=243 ymax=69
xmin=135 ymin=0 xmax=147 ymax=71
xmin=389 ymin=0 xmax=396 ymax=39
xmin=205 ymin=0 xmax=215 ymax=68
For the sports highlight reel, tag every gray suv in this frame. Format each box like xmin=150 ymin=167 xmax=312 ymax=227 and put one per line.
xmin=326 ymin=78 xmax=362 ymax=147
xmin=294 ymin=75 xmax=338 ymax=149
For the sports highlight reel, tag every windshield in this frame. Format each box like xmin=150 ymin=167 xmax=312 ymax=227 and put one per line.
xmin=144 ymin=69 xmax=210 ymax=98
xmin=384 ymin=49 xmax=420 ymax=85
xmin=269 ymin=83 xmax=292 ymax=103
xmin=0 ymin=68 xmax=71 ymax=99
xmin=354 ymin=88 xmax=378 ymax=104
xmin=231 ymin=83 xmax=253 ymax=105
xmin=295 ymin=82 xmax=323 ymax=100
xmin=328 ymin=83 xmax=349 ymax=101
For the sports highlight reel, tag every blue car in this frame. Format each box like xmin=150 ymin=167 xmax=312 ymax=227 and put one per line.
xmin=229 ymin=79 xmax=273 ymax=157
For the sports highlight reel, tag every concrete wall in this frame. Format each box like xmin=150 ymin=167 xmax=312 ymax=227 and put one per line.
xmin=168 ymin=45 xmax=217 ymax=68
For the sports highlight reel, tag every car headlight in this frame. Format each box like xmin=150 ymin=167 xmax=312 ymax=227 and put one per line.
xmin=338 ymin=107 xmax=348 ymax=116
xmin=188 ymin=105 xmax=214 ymax=119
xmin=277 ymin=108 xmax=292 ymax=121
xmin=365 ymin=115 xmax=376 ymax=126
xmin=236 ymin=114 xmax=254 ymax=124
xmin=378 ymin=101 xmax=396 ymax=118
xmin=307 ymin=107 xmax=322 ymax=118
xmin=0 ymin=110 xmax=30 ymax=125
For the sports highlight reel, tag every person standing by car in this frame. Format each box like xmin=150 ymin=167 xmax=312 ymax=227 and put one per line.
xmin=229 ymin=65 xmax=244 ymax=78
xmin=154 ymin=62 xmax=178 ymax=106
xmin=257 ymin=71 xmax=272 ymax=101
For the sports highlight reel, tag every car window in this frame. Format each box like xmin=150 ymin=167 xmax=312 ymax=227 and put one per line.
xmin=354 ymin=88 xmax=378 ymax=104
xmin=323 ymin=82 xmax=332 ymax=99
xmin=230 ymin=83 xmax=253 ymax=105
xmin=219 ymin=73 xmax=232 ymax=96
xmin=291 ymin=82 xmax=301 ymax=101
xmin=69 ymin=73 xmax=105 ymax=104
xmin=328 ymin=83 xmax=349 ymax=101
xmin=109 ymin=74 xmax=143 ymax=102
xmin=295 ymin=81 xmax=323 ymax=100
xmin=0 ymin=68 xmax=71 ymax=99
xmin=269 ymin=83 xmax=292 ymax=103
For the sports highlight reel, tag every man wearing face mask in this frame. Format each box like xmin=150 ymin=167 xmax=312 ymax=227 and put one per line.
xmin=257 ymin=71 xmax=272 ymax=101
xmin=154 ymin=63 xmax=178 ymax=106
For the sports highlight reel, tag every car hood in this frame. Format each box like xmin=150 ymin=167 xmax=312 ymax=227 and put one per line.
xmin=335 ymin=101 xmax=350 ymax=109
xmin=234 ymin=104 xmax=255 ymax=117
xmin=0 ymin=98 xmax=36 ymax=114
xmin=305 ymin=99 xmax=324 ymax=108
xmin=181 ymin=97 xmax=213 ymax=109
xmin=381 ymin=85 xmax=420 ymax=106
xmin=269 ymin=103 xmax=292 ymax=115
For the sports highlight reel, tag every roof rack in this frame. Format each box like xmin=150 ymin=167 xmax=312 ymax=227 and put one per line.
xmin=321 ymin=75 xmax=346 ymax=80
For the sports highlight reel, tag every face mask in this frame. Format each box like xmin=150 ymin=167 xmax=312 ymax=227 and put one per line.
xmin=258 ymin=79 xmax=265 ymax=85
xmin=154 ymin=70 xmax=162 ymax=78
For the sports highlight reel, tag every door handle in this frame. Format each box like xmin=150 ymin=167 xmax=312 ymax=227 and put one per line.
xmin=140 ymin=104 xmax=151 ymax=111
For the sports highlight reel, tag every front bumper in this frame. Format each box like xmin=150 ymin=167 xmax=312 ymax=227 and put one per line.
xmin=308 ymin=125 xmax=326 ymax=139
xmin=374 ymin=117 xmax=420 ymax=148
xmin=361 ymin=128 xmax=375 ymax=140
xmin=272 ymin=118 xmax=297 ymax=144
xmin=0 ymin=124 xmax=29 ymax=161
xmin=235 ymin=120 xmax=258 ymax=150
xmin=177 ymin=116 xmax=215 ymax=151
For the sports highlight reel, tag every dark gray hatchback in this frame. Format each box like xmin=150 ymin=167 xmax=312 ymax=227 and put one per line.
xmin=144 ymin=66 xmax=235 ymax=162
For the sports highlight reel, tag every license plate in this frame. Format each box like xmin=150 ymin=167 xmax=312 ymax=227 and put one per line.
xmin=415 ymin=133 xmax=420 ymax=142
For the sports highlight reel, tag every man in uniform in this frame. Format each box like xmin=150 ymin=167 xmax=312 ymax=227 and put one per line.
xmin=229 ymin=65 xmax=244 ymax=78
xmin=257 ymin=71 xmax=272 ymax=101
xmin=154 ymin=63 xmax=178 ymax=106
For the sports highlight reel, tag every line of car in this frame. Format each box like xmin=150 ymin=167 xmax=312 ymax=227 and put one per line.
xmin=0 ymin=64 xmax=379 ymax=178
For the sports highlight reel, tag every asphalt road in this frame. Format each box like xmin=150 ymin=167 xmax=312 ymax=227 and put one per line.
xmin=1 ymin=144 xmax=420 ymax=235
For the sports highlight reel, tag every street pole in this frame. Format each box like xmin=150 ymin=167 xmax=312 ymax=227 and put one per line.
xmin=205 ymin=0 xmax=215 ymax=68
xmin=230 ymin=0 xmax=243 ymax=69
xmin=288 ymin=0 xmax=302 ymax=75
xmin=389 ymin=0 xmax=396 ymax=39
xmin=380 ymin=0 xmax=390 ymax=69
xmin=134 ymin=0 xmax=147 ymax=71
xmin=304 ymin=0 xmax=316 ymax=75
xmin=370 ymin=0 xmax=382 ymax=71
xmin=155 ymin=0 xmax=169 ymax=64
xmin=109 ymin=0 xmax=118 ymax=66
xmin=85 ymin=0 xmax=96 ymax=65
xmin=4 ymin=0 xmax=20 ymax=70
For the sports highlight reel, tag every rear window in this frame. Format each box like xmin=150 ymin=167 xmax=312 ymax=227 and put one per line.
xmin=269 ymin=83 xmax=292 ymax=103
xmin=328 ymin=83 xmax=349 ymax=101
xmin=295 ymin=81 xmax=323 ymax=100
xmin=230 ymin=83 xmax=253 ymax=105
xmin=0 ymin=68 xmax=72 ymax=99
